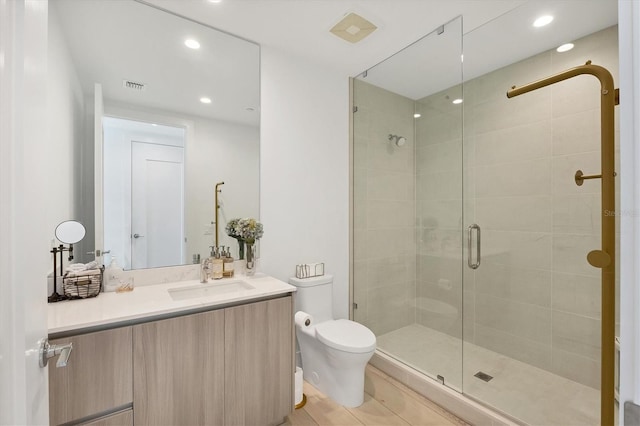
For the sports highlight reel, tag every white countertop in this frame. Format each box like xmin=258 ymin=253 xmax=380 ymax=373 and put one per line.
xmin=48 ymin=273 xmax=296 ymax=335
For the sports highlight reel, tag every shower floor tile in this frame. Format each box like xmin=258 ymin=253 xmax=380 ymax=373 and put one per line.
xmin=377 ymin=323 xmax=600 ymax=426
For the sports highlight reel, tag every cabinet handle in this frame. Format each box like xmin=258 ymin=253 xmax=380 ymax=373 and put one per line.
xmin=467 ymin=224 xmax=481 ymax=270
xmin=39 ymin=338 xmax=73 ymax=368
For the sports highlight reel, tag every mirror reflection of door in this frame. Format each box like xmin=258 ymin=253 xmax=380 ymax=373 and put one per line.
xmin=103 ymin=117 xmax=186 ymax=270
xmin=131 ymin=141 xmax=184 ymax=269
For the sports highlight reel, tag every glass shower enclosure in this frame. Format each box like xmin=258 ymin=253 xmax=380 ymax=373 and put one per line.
xmin=352 ymin=15 xmax=464 ymax=391
xmin=352 ymin=2 xmax=619 ymax=424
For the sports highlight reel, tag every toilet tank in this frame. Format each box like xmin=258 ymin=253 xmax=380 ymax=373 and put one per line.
xmin=289 ymin=275 xmax=333 ymax=323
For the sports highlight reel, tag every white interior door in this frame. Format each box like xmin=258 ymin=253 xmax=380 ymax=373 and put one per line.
xmin=0 ymin=0 xmax=49 ymax=423
xmin=131 ymin=141 xmax=185 ymax=269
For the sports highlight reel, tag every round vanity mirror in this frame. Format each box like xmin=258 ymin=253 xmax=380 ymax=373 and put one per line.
xmin=55 ymin=220 xmax=86 ymax=244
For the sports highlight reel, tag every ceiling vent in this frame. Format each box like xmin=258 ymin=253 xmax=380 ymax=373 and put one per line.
xmin=123 ymin=79 xmax=146 ymax=91
xmin=330 ymin=12 xmax=377 ymax=43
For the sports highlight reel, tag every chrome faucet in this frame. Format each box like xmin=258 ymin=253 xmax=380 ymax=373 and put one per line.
xmin=200 ymin=258 xmax=211 ymax=283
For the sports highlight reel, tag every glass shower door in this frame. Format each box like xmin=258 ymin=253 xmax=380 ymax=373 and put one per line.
xmin=460 ymin=2 xmax=618 ymax=424
xmin=352 ymin=16 xmax=463 ymax=391
xmin=351 ymin=1 xmax=617 ymax=423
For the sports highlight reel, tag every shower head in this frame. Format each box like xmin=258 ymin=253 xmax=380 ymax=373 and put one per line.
xmin=388 ymin=134 xmax=407 ymax=147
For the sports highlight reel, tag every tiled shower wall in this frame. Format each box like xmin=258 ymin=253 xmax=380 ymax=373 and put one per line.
xmin=353 ymin=79 xmax=416 ymax=336
xmin=415 ymin=86 xmax=463 ymax=339
xmin=415 ymin=26 xmax=619 ymax=389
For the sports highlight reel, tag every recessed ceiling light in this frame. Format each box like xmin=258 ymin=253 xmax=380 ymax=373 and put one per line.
xmin=533 ymin=15 xmax=554 ymax=28
xmin=413 ymin=113 xmax=421 ymax=118
xmin=208 ymin=0 xmax=222 ymax=3
xmin=200 ymin=97 xmax=212 ymax=104
xmin=557 ymin=43 xmax=575 ymax=53
xmin=452 ymin=99 xmax=463 ymax=105
xmin=185 ymin=39 xmax=200 ymax=49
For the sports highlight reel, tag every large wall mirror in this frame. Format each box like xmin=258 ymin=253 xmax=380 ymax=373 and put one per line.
xmin=50 ymin=0 xmax=260 ymax=270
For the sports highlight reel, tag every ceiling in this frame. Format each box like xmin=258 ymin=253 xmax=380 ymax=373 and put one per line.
xmin=52 ymin=0 xmax=619 ymax=124
xmin=145 ymin=0 xmax=617 ymax=82
xmin=145 ymin=0 xmax=529 ymax=77
xmin=360 ymin=0 xmax=618 ymax=99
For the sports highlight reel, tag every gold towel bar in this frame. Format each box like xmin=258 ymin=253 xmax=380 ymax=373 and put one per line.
xmin=575 ymin=170 xmax=617 ymax=186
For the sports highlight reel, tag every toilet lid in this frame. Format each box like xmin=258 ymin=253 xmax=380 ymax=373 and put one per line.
xmin=315 ymin=319 xmax=376 ymax=354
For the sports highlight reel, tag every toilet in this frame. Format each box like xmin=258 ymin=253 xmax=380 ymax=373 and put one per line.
xmin=290 ymin=275 xmax=376 ymax=408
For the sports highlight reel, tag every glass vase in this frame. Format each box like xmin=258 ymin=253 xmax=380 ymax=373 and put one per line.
xmin=236 ymin=238 xmax=245 ymax=260
xmin=245 ymin=242 xmax=256 ymax=276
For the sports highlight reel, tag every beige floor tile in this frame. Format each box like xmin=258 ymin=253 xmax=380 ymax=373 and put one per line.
xmin=347 ymin=394 xmax=411 ymax=426
xmin=302 ymin=395 xmax=364 ymax=425
xmin=286 ymin=367 xmax=466 ymax=426
xmin=283 ymin=406 xmax=319 ymax=426
xmin=365 ymin=367 xmax=460 ymax=426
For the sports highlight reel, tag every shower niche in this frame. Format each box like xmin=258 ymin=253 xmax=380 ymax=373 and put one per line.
xmin=352 ymin=2 xmax=619 ymax=425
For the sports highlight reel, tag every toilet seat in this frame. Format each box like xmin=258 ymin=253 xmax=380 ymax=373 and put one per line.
xmin=315 ymin=319 xmax=376 ymax=354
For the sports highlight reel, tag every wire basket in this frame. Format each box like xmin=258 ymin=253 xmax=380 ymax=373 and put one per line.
xmin=63 ymin=267 xmax=103 ymax=300
xmin=295 ymin=263 xmax=325 ymax=279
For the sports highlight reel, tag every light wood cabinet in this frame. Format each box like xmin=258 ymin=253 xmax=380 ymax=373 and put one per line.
xmin=224 ymin=297 xmax=294 ymax=425
xmin=49 ymin=294 xmax=294 ymax=426
xmin=133 ymin=309 xmax=225 ymax=425
xmin=48 ymin=327 xmax=132 ymax=426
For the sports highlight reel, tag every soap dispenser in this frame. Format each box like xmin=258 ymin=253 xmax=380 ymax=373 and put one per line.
xmin=211 ymin=246 xmax=224 ymax=280
xmin=223 ymin=246 xmax=234 ymax=278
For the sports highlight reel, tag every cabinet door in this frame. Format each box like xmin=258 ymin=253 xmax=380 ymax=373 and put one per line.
xmin=225 ymin=296 xmax=294 ymax=425
xmin=49 ymin=327 xmax=133 ymax=425
xmin=133 ymin=309 xmax=225 ymax=425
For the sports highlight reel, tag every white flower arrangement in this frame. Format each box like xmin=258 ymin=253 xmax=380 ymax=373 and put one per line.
xmin=226 ymin=218 xmax=263 ymax=244
xmin=225 ymin=218 xmax=242 ymax=239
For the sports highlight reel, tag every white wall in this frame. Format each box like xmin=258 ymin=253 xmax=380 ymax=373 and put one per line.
xmin=260 ymin=46 xmax=350 ymax=318
xmin=618 ymin=0 xmax=640 ymax=420
xmin=47 ymin=4 xmax=86 ymax=254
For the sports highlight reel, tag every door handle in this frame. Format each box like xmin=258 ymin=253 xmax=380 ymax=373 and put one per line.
xmin=39 ymin=338 xmax=73 ymax=368
xmin=133 ymin=234 xmax=145 ymax=239
xmin=467 ymin=224 xmax=481 ymax=269
xmin=86 ymin=249 xmax=110 ymax=256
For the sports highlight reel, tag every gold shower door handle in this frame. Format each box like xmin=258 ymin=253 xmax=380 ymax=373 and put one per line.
xmin=468 ymin=224 xmax=481 ymax=270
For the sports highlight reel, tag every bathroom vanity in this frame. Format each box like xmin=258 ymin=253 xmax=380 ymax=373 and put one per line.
xmin=47 ymin=275 xmax=295 ymax=426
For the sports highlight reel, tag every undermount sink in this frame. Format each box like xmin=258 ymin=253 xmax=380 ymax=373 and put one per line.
xmin=168 ymin=280 xmax=255 ymax=301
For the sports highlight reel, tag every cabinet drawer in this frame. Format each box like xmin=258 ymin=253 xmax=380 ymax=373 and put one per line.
xmin=81 ymin=409 xmax=133 ymax=426
xmin=49 ymin=327 xmax=133 ymax=425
